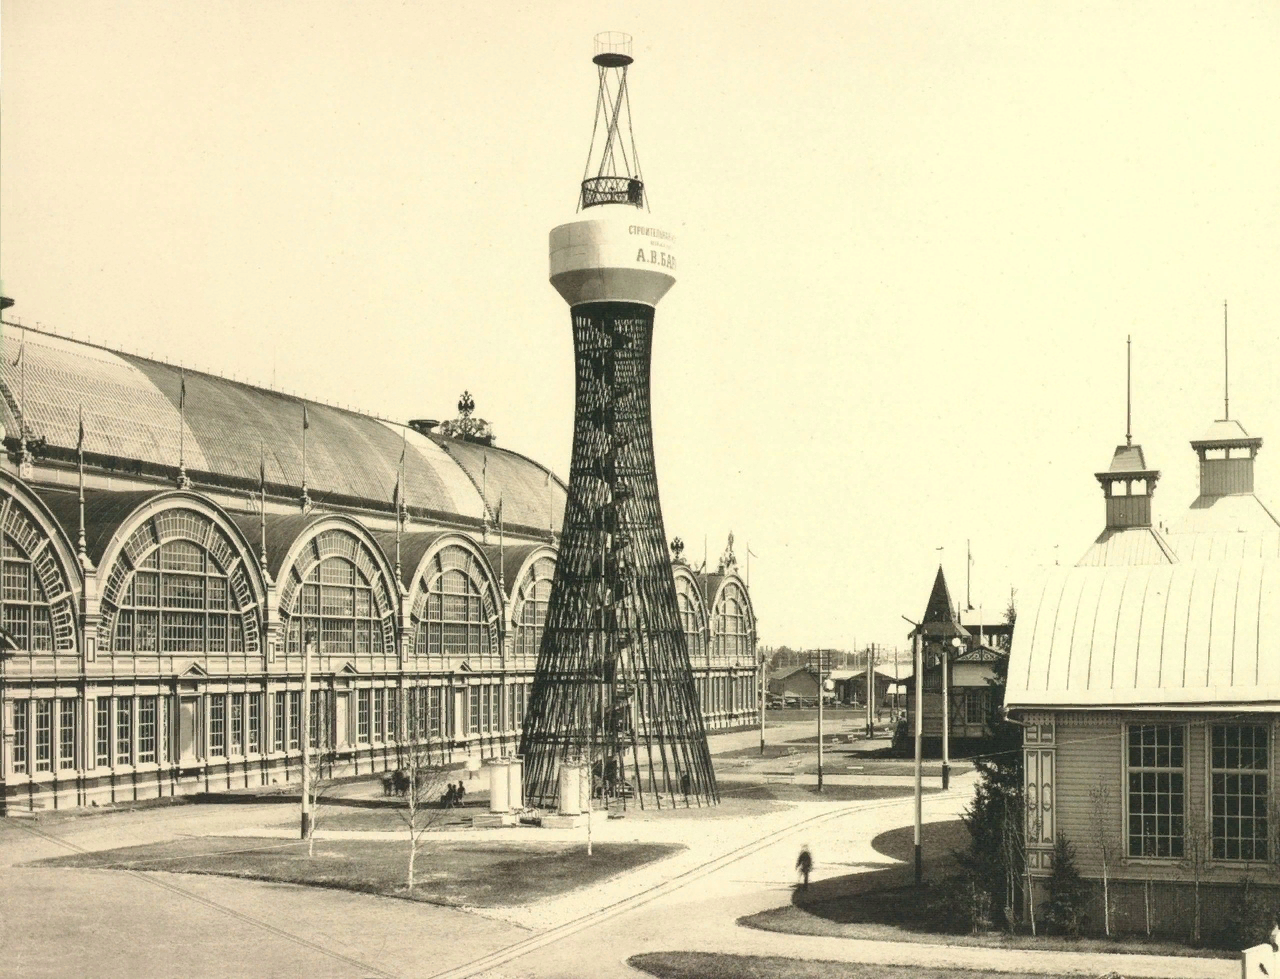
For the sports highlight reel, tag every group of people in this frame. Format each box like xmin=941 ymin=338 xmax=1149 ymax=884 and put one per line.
xmin=440 ymin=781 xmax=467 ymax=808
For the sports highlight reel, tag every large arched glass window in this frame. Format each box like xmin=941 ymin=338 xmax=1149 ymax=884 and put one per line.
xmin=286 ymin=557 xmax=385 ymax=655
xmin=715 ymin=581 xmax=750 ymax=660
xmin=100 ymin=508 xmax=259 ymax=654
xmin=410 ymin=544 xmax=498 ymax=663
xmin=514 ymin=556 xmax=555 ymax=660
xmin=280 ymin=529 xmax=395 ymax=655
xmin=3 ymin=536 xmax=55 ymax=651
xmin=675 ymin=573 xmax=706 ymax=661
xmin=0 ymin=494 xmax=77 ymax=654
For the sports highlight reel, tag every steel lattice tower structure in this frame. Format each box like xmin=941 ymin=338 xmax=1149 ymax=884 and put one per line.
xmin=520 ymin=33 xmax=717 ymax=810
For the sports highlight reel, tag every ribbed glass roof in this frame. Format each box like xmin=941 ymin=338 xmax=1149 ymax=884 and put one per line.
xmin=0 ymin=326 xmax=566 ymax=529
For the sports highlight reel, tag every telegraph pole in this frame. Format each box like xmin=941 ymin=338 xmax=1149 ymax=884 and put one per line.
xmin=814 ymin=650 xmax=825 ymax=792
xmin=865 ymin=643 xmax=875 ymax=737
xmin=758 ymin=646 xmax=766 ymax=756
xmin=300 ymin=633 xmax=314 ymax=840
xmin=902 ymin=617 xmax=924 ymax=886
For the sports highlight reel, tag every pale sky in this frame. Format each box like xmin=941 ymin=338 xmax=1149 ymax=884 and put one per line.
xmin=2 ymin=1 xmax=1278 ymax=651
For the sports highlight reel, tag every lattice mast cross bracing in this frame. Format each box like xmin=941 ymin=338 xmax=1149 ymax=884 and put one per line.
xmin=521 ymin=33 xmax=717 ymax=810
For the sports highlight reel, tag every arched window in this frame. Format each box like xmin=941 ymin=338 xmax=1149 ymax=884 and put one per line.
xmin=715 ymin=582 xmax=750 ymax=660
xmin=286 ymin=557 xmax=385 ymax=655
xmin=675 ymin=573 xmax=706 ymax=661
xmin=3 ymin=538 xmax=54 ymax=651
xmin=0 ymin=494 xmax=77 ymax=654
xmin=514 ymin=556 xmax=555 ymax=660
xmin=100 ymin=508 xmax=259 ymax=654
xmin=280 ymin=529 xmax=395 ymax=655
xmin=410 ymin=544 xmax=498 ymax=663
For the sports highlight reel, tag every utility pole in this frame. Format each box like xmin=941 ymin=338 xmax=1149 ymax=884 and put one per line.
xmin=865 ymin=643 xmax=875 ymax=738
xmin=814 ymin=650 xmax=825 ymax=792
xmin=902 ymin=617 xmax=924 ymax=886
xmin=300 ymin=633 xmax=314 ymax=840
xmin=941 ymin=636 xmax=959 ymax=791
xmin=758 ymin=645 xmax=766 ymax=756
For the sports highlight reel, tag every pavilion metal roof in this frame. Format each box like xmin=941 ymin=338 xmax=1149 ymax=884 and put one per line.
xmin=1006 ymin=560 xmax=1280 ymax=709
xmin=0 ymin=325 xmax=566 ymax=534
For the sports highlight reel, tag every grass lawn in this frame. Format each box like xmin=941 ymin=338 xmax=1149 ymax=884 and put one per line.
xmin=740 ymin=819 xmax=1231 ymax=961
xmin=32 ymin=836 xmax=682 ymax=907
xmin=627 ymin=952 xmax=1071 ymax=979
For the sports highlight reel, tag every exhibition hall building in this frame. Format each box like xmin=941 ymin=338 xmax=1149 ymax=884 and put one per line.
xmin=0 ymin=311 xmax=757 ymax=812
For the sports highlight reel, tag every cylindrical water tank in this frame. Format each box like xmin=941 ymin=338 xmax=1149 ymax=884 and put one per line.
xmin=507 ymin=756 xmax=523 ymax=810
xmin=489 ymin=761 xmax=510 ymax=813
xmin=558 ymin=763 xmax=582 ymax=815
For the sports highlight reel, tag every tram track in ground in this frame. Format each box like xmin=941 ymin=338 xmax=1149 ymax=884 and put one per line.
xmin=426 ymin=788 xmax=964 ymax=979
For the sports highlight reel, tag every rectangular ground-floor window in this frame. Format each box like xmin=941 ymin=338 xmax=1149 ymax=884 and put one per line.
xmin=116 ymin=697 xmax=133 ymax=766
xmin=34 ymin=699 xmax=52 ymax=772
xmin=429 ymin=687 xmax=442 ymax=738
xmin=230 ymin=694 xmax=244 ymax=756
xmin=248 ymin=693 xmax=262 ymax=754
xmin=372 ymin=688 xmax=384 ymax=742
xmin=288 ymin=692 xmax=301 ymax=750
xmin=273 ymin=692 xmax=286 ymax=752
xmin=59 ymin=699 xmax=76 ymax=770
xmin=1127 ymin=723 xmax=1185 ymax=858
xmin=309 ymin=690 xmax=321 ymax=749
xmin=1211 ymin=724 xmax=1269 ymax=862
xmin=469 ymin=687 xmax=480 ymax=736
xmin=210 ymin=694 xmax=226 ymax=757
xmin=357 ymin=689 xmax=370 ymax=743
xmin=138 ymin=696 xmax=157 ymax=763
xmin=12 ymin=699 xmax=28 ymax=773
xmin=96 ymin=699 xmax=110 ymax=768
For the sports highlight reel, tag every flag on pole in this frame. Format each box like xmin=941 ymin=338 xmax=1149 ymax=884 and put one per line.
xmin=259 ymin=442 xmax=267 ymax=491
xmin=10 ymin=344 xmax=21 ymax=367
xmin=179 ymin=373 xmax=186 ymax=410
xmin=77 ymin=405 xmax=85 ymax=456
xmin=302 ymin=404 xmax=309 ymax=429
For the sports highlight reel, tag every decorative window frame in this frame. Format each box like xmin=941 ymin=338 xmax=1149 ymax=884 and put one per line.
xmin=405 ymin=535 xmax=502 ymax=666
xmin=511 ymin=548 xmax=557 ymax=662
xmin=673 ymin=567 xmax=709 ymax=664
xmin=0 ymin=477 xmax=82 ymax=656
xmin=95 ymin=493 xmax=267 ymax=657
xmin=276 ymin=517 xmax=398 ymax=658
xmin=1023 ymin=711 xmax=1056 ymax=876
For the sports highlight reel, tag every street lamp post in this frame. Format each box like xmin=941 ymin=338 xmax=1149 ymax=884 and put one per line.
xmin=902 ymin=615 xmax=924 ymax=886
xmin=758 ymin=644 xmax=766 ymax=756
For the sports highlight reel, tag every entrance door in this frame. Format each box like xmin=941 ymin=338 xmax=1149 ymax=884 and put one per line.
xmin=179 ymin=697 xmax=199 ymax=763
xmin=335 ymin=693 xmax=350 ymax=746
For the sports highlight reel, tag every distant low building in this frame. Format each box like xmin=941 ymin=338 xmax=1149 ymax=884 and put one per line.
xmin=767 ymin=666 xmax=822 ymax=703
xmin=904 ymin=567 xmax=1008 ymax=747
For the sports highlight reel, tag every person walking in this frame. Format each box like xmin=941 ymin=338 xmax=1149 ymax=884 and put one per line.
xmin=795 ymin=846 xmax=813 ymax=890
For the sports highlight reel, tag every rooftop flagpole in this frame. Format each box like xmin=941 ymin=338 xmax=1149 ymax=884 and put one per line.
xmin=77 ymin=404 xmax=88 ymax=566
xmin=1223 ymin=300 xmax=1230 ymax=421
xmin=394 ymin=427 xmax=406 ymax=584
xmin=300 ymin=403 xmax=311 ymax=511
xmin=177 ymin=371 xmax=190 ymax=489
xmin=258 ymin=441 xmax=268 ymax=572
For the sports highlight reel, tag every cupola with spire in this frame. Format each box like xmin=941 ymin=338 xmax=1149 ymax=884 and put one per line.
xmin=1095 ymin=336 xmax=1160 ymax=530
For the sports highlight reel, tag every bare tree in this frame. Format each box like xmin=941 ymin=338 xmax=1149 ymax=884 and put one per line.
xmin=1182 ymin=813 xmax=1212 ymax=945
xmin=304 ymin=690 xmax=337 ymax=858
xmin=1089 ymin=782 xmax=1118 ymax=936
xmin=395 ymin=739 xmax=451 ymax=891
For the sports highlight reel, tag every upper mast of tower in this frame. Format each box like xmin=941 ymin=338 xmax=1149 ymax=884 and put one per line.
xmin=579 ymin=32 xmax=647 ymax=212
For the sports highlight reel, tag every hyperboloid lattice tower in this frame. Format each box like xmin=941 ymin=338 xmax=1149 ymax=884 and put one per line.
xmin=521 ymin=33 xmax=717 ymax=809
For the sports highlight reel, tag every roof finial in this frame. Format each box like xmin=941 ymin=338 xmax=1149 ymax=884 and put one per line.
xmin=1126 ymin=335 xmax=1132 ymax=447
xmin=1223 ymin=300 xmax=1230 ymax=421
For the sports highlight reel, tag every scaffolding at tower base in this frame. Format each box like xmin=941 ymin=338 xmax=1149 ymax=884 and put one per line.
xmin=520 ymin=301 xmax=718 ymax=810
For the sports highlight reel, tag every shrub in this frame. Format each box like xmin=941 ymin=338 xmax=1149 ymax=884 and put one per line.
xmin=926 ymin=871 xmax=994 ymax=934
xmin=1040 ymin=833 xmax=1089 ymax=937
xmin=1225 ymin=876 xmax=1280 ymax=949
